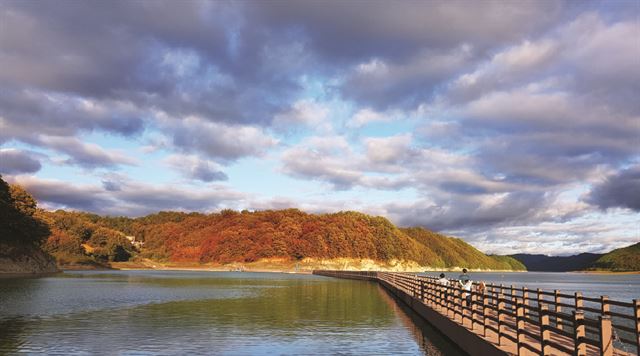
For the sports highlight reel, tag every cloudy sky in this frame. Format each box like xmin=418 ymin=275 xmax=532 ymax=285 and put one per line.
xmin=1 ymin=0 xmax=638 ymax=255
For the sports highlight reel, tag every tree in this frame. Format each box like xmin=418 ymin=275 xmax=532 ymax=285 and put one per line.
xmin=0 ymin=176 xmax=50 ymax=247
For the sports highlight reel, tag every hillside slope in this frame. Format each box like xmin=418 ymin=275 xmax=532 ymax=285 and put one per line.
xmin=401 ymin=227 xmax=525 ymax=270
xmin=44 ymin=209 xmax=524 ymax=270
xmin=0 ymin=176 xmax=57 ymax=274
xmin=590 ymin=243 xmax=640 ymax=272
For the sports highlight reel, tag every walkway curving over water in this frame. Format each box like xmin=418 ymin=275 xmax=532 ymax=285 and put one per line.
xmin=313 ymin=271 xmax=640 ymax=356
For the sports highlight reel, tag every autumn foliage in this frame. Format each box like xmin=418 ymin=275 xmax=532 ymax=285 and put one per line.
xmin=41 ymin=207 xmax=524 ymax=270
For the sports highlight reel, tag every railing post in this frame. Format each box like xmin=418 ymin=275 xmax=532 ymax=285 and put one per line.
xmin=523 ymin=287 xmax=529 ymax=317
xmin=482 ymin=291 xmax=488 ymax=337
xmin=498 ymin=293 xmax=505 ymax=345
xmin=600 ymin=295 xmax=610 ymax=316
xmin=634 ymin=299 xmax=640 ymax=356
xmin=540 ymin=304 xmax=549 ymax=356
xmin=420 ymin=278 xmax=425 ymax=303
xmin=599 ymin=315 xmax=613 ymax=356
xmin=455 ymin=288 xmax=461 ymax=322
xmin=445 ymin=286 xmax=450 ymax=317
xmin=537 ymin=288 xmax=542 ymax=309
xmin=516 ymin=300 xmax=525 ymax=356
xmin=574 ymin=311 xmax=586 ymax=356
xmin=555 ymin=289 xmax=562 ymax=330
xmin=575 ymin=292 xmax=583 ymax=312
xmin=471 ymin=291 xmax=477 ymax=330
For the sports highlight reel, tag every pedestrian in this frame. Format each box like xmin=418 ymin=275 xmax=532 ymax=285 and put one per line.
xmin=461 ymin=278 xmax=473 ymax=306
xmin=458 ymin=268 xmax=470 ymax=284
xmin=437 ymin=273 xmax=449 ymax=286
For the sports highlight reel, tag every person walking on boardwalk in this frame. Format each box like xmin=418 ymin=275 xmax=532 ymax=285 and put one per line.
xmin=458 ymin=268 xmax=470 ymax=284
xmin=461 ymin=279 xmax=473 ymax=306
xmin=437 ymin=273 xmax=450 ymax=302
xmin=437 ymin=273 xmax=449 ymax=286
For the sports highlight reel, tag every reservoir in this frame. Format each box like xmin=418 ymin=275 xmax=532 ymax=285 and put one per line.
xmin=0 ymin=271 xmax=462 ymax=355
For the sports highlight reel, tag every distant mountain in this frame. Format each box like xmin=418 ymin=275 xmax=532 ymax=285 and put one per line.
xmin=510 ymin=243 xmax=640 ymax=272
xmin=591 ymin=243 xmax=640 ymax=272
xmin=509 ymin=253 xmax=602 ymax=272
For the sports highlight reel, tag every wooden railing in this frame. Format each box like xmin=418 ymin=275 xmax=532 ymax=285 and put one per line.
xmin=314 ymin=270 xmax=640 ymax=356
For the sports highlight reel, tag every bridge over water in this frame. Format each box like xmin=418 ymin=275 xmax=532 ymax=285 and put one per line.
xmin=313 ymin=270 xmax=639 ymax=356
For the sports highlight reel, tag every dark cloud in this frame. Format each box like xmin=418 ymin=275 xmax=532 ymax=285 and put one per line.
xmin=41 ymin=136 xmax=137 ymax=169
xmin=0 ymin=89 xmax=145 ymax=139
xmin=8 ymin=175 xmax=245 ymax=217
xmin=10 ymin=177 xmax=112 ymax=212
xmin=0 ymin=149 xmax=42 ymax=174
xmin=166 ymin=118 xmax=277 ymax=162
xmin=587 ymin=166 xmax=640 ymax=212
xmin=252 ymin=1 xmax=562 ymax=63
xmin=387 ymin=191 xmax=551 ymax=231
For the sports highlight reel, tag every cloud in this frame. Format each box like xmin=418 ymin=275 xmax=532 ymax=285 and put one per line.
xmin=165 ymin=154 xmax=228 ymax=182
xmin=7 ymin=175 xmax=246 ymax=216
xmin=0 ymin=148 xmax=42 ymax=174
xmin=0 ymin=89 xmax=145 ymax=141
xmin=341 ymin=46 xmax=473 ymax=109
xmin=347 ymin=108 xmax=396 ymax=128
xmin=386 ymin=190 xmax=552 ymax=231
xmin=39 ymin=136 xmax=138 ymax=168
xmin=162 ymin=116 xmax=279 ymax=162
xmin=252 ymin=1 xmax=561 ymax=63
xmin=273 ymin=99 xmax=331 ymax=131
xmin=587 ymin=166 xmax=640 ymax=211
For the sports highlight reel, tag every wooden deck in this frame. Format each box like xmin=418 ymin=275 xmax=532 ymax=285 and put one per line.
xmin=313 ymin=270 xmax=639 ymax=356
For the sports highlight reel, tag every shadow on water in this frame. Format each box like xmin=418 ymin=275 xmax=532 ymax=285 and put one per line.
xmin=376 ymin=284 xmax=466 ymax=356
xmin=0 ymin=317 xmax=27 ymax=354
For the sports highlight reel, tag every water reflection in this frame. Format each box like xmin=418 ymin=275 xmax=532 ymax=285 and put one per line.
xmin=375 ymin=285 xmax=464 ymax=356
xmin=0 ymin=271 xmax=459 ymax=355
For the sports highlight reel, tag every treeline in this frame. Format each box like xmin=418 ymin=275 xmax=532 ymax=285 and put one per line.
xmin=43 ymin=210 xmax=137 ymax=267
xmin=44 ymin=208 xmax=524 ymax=270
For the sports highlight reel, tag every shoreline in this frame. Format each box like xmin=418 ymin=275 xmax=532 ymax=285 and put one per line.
xmin=57 ymin=263 xmax=640 ymax=275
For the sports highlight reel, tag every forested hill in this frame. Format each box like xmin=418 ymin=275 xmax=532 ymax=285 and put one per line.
xmin=590 ymin=243 xmax=640 ymax=271
xmin=41 ymin=207 xmax=524 ymax=271
xmin=0 ymin=176 xmax=57 ymax=273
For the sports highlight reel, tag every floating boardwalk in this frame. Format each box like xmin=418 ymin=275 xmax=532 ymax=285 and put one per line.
xmin=313 ymin=270 xmax=639 ymax=356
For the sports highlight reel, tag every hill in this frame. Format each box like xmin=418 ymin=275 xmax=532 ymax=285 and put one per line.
xmin=590 ymin=243 xmax=640 ymax=272
xmin=41 ymin=208 xmax=523 ymax=271
xmin=401 ymin=227 xmax=526 ymax=270
xmin=0 ymin=176 xmax=57 ymax=274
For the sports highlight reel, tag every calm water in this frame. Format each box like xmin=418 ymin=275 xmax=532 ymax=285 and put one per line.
xmin=420 ymin=271 xmax=640 ymax=301
xmin=0 ymin=271 xmax=462 ymax=355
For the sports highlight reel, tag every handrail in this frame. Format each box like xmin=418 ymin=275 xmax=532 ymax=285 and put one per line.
xmin=314 ymin=270 xmax=640 ymax=356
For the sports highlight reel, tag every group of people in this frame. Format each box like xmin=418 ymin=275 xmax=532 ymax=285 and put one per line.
xmin=435 ymin=268 xmax=485 ymax=305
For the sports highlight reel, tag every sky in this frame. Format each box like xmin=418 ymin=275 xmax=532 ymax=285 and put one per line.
xmin=0 ymin=0 xmax=638 ymax=256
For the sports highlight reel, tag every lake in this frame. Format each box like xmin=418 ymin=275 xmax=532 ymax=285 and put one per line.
xmin=0 ymin=270 xmax=462 ymax=355
xmin=1 ymin=271 xmax=638 ymax=355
